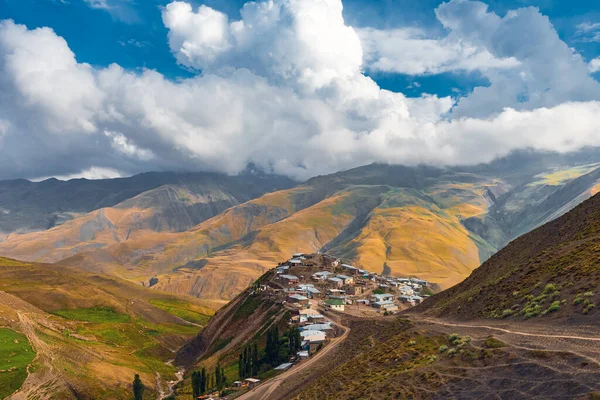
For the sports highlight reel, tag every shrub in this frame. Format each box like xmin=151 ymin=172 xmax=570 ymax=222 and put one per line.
xmin=502 ymin=309 xmax=514 ymax=318
xmin=573 ymin=294 xmax=584 ymax=305
xmin=584 ymin=291 xmax=595 ymax=297
xmin=448 ymin=333 xmax=459 ymax=343
xmin=485 ymin=337 xmax=506 ymax=349
xmin=543 ymin=283 xmax=556 ymax=293
xmin=447 ymin=348 xmax=457 ymax=357
xmin=546 ymin=301 xmax=561 ymax=313
xmin=439 ymin=345 xmax=448 ymax=353
xmin=584 ymin=303 xmax=596 ymax=314
xmin=428 ymin=355 xmax=437 ymax=362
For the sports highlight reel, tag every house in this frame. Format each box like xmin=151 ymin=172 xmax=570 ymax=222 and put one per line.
xmin=297 ymin=350 xmax=309 ymax=359
xmin=300 ymin=329 xmax=325 ymax=338
xmin=371 ymin=293 xmax=395 ymax=302
xmin=292 ymin=253 xmax=304 ymax=258
xmin=346 ymin=285 xmax=363 ymax=295
xmin=287 ymin=294 xmax=309 ymax=305
xmin=341 ymin=264 xmax=359 ymax=274
xmin=276 ymin=265 xmax=290 ymax=274
xmin=302 ymin=323 xmax=333 ymax=331
xmin=356 ymin=299 xmax=370 ymax=305
xmin=280 ymin=274 xmax=299 ymax=285
xmin=325 ymin=298 xmax=345 ymax=312
xmin=275 ymin=362 xmax=293 ymax=371
xmin=411 ymin=295 xmax=424 ymax=304
xmin=327 ymin=295 xmax=346 ymax=304
xmin=288 ymin=259 xmax=303 ymax=266
xmin=336 ymin=274 xmax=354 ymax=285
xmin=372 ymin=300 xmax=395 ymax=309
xmin=244 ymin=378 xmax=261 ymax=388
xmin=327 ymin=277 xmax=343 ymax=287
xmin=312 ymin=271 xmax=333 ymax=281
xmin=381 ymin=303 xmax=399 ymax=313
xmin=411 ymin=278 xmax=428 ymax=286
xmin=233 ymin=381 xmax=243 ymax=388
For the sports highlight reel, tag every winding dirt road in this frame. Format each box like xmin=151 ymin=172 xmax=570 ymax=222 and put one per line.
xmin=419 ymin=318 xmax=600 ymax=342
xmin=237 ymin=313 xmax=350 ymax=400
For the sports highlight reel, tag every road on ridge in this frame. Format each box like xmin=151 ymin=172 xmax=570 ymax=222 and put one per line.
xmin=237 ymin=312 xmax=350 ymax=400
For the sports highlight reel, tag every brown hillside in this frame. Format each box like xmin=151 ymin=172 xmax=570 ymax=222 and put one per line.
xmin=417 ymin=192 xmax=600 ymax=323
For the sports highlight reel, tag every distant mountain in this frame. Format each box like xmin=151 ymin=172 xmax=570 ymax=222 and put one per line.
xmin=417 ymin=190 xmax=600 ymax=323
xmin=1 ymin=151 xmax=600 ymax=302
xmin=0 ymin=171 xmax=295 ymax=234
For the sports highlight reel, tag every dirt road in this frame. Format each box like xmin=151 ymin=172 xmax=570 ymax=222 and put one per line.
xmin=237 ymin=313 xmax=350 ymax=400
xmin=412 ymin=316 xmax=600 ymax=364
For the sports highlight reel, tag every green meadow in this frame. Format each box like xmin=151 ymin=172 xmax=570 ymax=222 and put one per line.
xmin=0 ymin=328 xmax=36 ymax=398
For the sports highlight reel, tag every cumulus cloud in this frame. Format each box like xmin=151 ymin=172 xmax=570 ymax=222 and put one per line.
xmin=0 ymin=0 xmax=599 ymax=182
xmin=358 ymin=27 xmax=520 ymax=75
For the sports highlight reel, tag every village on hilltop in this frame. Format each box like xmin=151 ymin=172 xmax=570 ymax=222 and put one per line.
xmin=198 ymin=252 xmax=431 ymax=399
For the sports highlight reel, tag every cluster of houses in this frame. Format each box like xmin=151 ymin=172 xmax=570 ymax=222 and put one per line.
xmin=275 ymin=254 xmax=429 ymax=316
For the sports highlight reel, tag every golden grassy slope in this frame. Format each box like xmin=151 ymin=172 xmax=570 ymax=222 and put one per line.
xmin=334 ymin=184 xmax=491 ymax=288
xmin=150 ymin=186 xmax=384 ymax=299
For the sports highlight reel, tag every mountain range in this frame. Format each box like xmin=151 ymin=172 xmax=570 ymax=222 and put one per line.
xmin=1 ymin=151 xmax=600 ymax=302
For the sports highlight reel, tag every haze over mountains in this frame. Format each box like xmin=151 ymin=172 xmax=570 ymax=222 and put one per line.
xmin=1 ymin=150 xmax=600 ymax=302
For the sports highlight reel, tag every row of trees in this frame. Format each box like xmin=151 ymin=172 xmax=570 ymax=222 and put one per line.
xmin=239 ymin=343 xmax=259 ymax=379
xmin=239 ymin=326 xmax=303 ymax=380
xmin=191 ymin=364 xmax=227 ymax=397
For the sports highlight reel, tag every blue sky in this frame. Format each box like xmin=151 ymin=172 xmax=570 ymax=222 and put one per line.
xmin=1 ymin=0 xmax=598 ymax=95
xmin=0 ymin=0 xmax=599 ymax=181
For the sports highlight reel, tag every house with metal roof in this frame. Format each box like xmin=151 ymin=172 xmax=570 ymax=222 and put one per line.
xmin=325 ymin=298 xmax=345 ymax=312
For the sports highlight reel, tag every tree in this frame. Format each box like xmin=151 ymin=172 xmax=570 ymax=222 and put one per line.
xmin=215 ymin=363 xmax=222 ymax=389
xmin=252 ymin=342 xmax=259 ymax=375
xmin=238 ymin=354 xmax=244 ymax=380
xmin=200 ymin=367 xmax=207 ymax=394
xmin=192 ymin=371 xmax=200 ymax=399
xmin=133 ymin=374 xmax=144 ymax=400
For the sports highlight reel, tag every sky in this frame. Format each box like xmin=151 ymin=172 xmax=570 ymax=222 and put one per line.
xmin=0 ymin=0 xmax=599 ymax=181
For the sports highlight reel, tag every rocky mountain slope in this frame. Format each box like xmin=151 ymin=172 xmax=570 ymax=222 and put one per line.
xmin=417 ymin=190 xmax=600 ymax=323
xmin=0 ymin=170 xmax=294 ymax=235
xmin=1 ymin=153 xmax=600 ymax=303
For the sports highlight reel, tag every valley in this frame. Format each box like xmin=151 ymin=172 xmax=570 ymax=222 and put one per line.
xmin=167 ymin=190 xmax=600 ymax=399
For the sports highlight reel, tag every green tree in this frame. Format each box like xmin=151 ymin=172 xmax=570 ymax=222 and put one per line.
xmin=238 ymin=353 xmax=244 ymax=379
xmin=252 ymin=342 xmax=259 ymax=375
xmin=200 ymin=367 xmax=207 ymax=394
xmin=191 ymin=371 xmax=200 ymax=399
xmin=133 ymin=374 xmax=144 ymax=400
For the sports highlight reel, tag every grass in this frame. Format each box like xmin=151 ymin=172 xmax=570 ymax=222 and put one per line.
xmin=150 ymin=299 xmax=211 ymax=325
xmin=53 ymin=307 xmax=130 ymax=323
xmin=0 ymin=328 xmax=36 ymax=399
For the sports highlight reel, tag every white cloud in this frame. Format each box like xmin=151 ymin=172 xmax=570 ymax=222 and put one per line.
xmin=358 ymin=27 xmax=520 ymax=75
xmin=84 ymin=0 xmax=139 ymax=23
xmin=33 ymin=167 xmax=124 ymax=181
xmin=0 ymin=0 xmax=600 ymax=182
xmin=435 ymin=1 xmax=600 ymax=117
xmin=589 ymin=57 xmax=600 ymax=73
xmin=574 ymin=22 xmax=600 ymax=43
